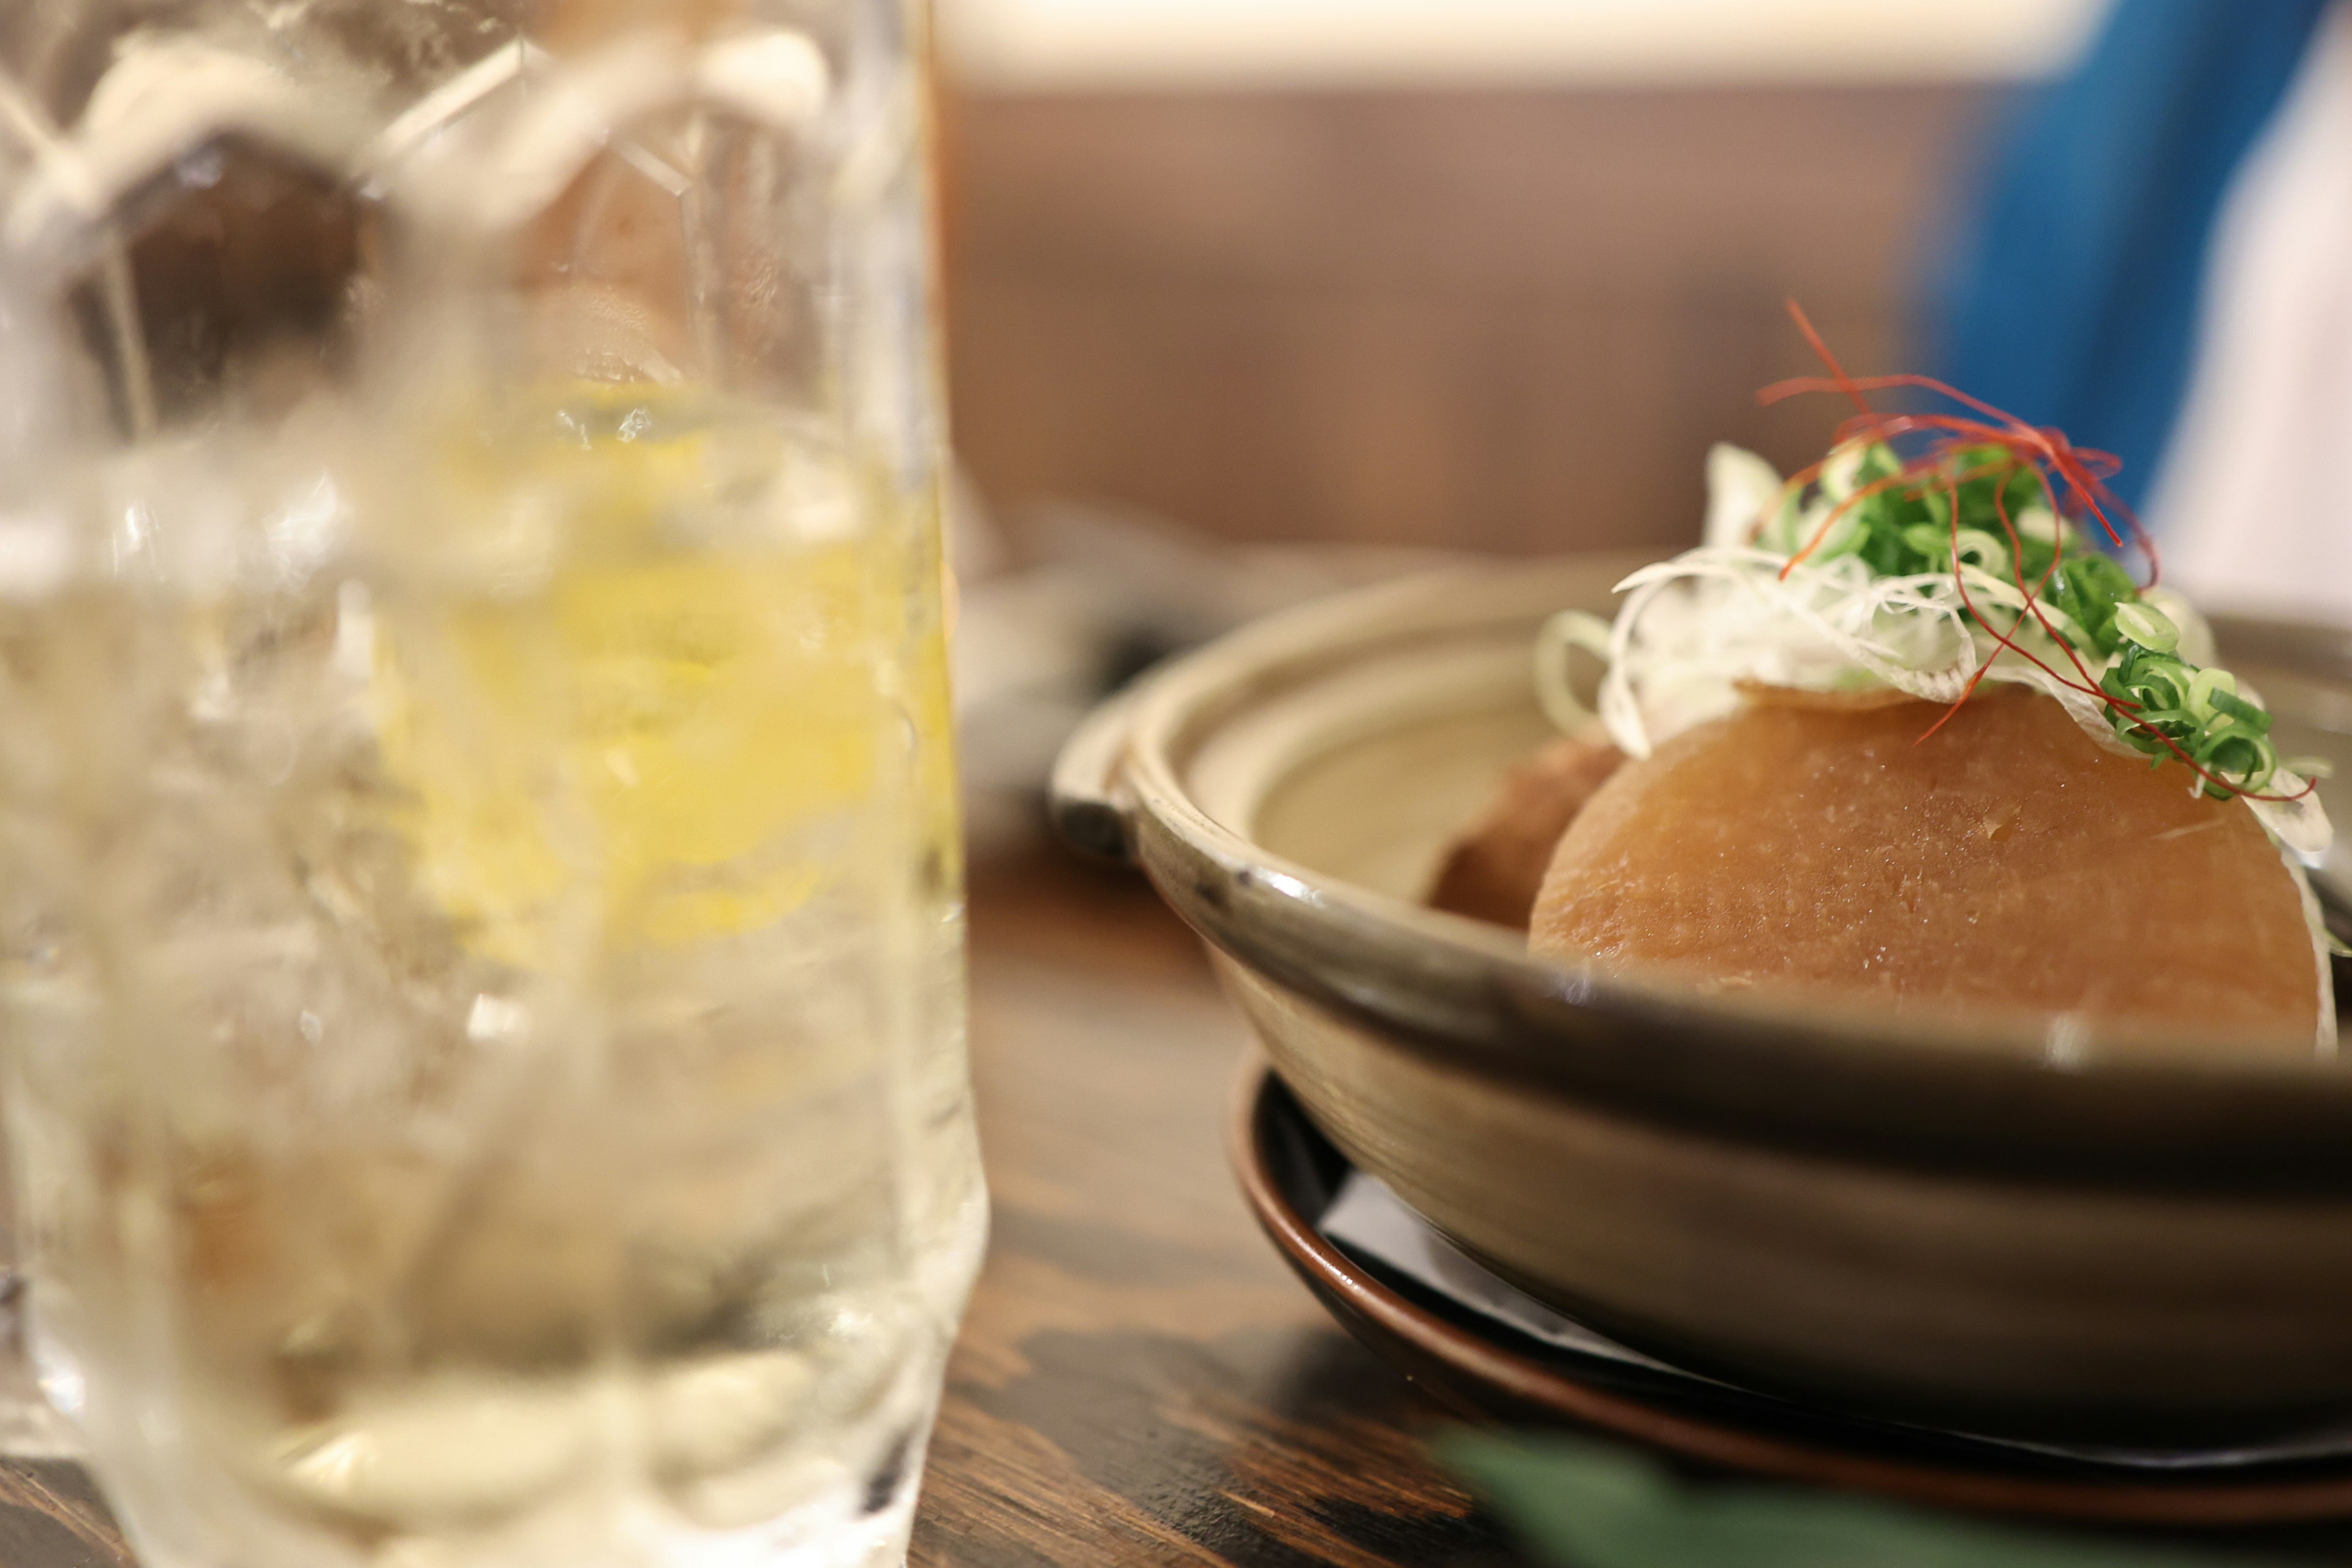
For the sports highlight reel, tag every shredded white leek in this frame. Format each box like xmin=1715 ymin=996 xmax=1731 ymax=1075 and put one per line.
xmin=1538 ymin=444 xmax=2333 ymax=865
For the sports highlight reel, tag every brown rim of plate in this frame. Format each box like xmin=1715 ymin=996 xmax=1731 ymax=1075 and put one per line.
xmin=1226 ymin=1055 xmax=2352 ymax=1527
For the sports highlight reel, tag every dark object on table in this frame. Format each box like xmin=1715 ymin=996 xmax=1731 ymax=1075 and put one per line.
xmin=1234 ymin=1061 xmax=2352 ymax=1527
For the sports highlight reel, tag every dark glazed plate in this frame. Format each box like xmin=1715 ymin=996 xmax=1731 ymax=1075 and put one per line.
xmin=1231 ymin=1059 xmax=2352 ymax=1526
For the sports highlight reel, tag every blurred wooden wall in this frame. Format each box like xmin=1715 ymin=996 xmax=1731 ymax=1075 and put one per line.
xmin=941 ymin=85 xmax=1991 ymax=556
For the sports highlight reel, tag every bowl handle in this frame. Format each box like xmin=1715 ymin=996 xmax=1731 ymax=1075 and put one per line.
xmin=1049 ymin=685 xmax=1144 ymax=865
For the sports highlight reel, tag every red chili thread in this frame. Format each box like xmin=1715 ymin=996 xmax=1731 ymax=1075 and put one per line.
xmin=1758 ymin=352 xmax=2160 ymax=577
xmin=1761 ymin=302 xmax=2313 ymax=805
xmin=1912 ymin=467 xmax=2004 ymax=744
xmin=1962 ymin=458 xmax=2109 ymax=703
xmin=1992 ymin=464 xmax=2108 ymax=698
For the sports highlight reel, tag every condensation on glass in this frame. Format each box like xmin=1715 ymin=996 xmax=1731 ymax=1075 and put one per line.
xmin=0 ymin=4 xmax=982 ymax=1566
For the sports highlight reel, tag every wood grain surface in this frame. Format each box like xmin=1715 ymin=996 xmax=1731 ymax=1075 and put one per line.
xmin=0 ymin=847 xmax=1526 ymax=1567
xmin=913 ymin=852 xmax=1521 ymax=1567
xmin=26 ymin=845 xmax=2352 ymax=1565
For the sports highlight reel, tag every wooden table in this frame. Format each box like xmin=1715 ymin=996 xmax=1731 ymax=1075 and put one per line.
xmin=0 ymin=844 xmax=1528 ymax=1567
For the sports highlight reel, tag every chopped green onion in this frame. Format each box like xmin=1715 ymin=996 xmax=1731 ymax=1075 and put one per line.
xmin=1900 ymin=523 xmax=1947 ymax=560
xmin=2207 ymin=687 xmax=2271 ymax=733
xmin=1755 ymin=439 xmax=2290 ymax=805
xmin=2187 ymin=666 xmax=2236 ymax=717
xmin=2111 ymin=601 xmax=2178 ymax=654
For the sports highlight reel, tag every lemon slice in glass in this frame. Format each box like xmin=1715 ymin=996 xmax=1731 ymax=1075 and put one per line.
xmin=368 ymin=390 xmax=942 ymax=970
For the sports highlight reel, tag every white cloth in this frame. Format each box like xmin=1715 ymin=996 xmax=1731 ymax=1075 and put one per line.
xmin=2150 ymin=1 xmax=2352 ymax=623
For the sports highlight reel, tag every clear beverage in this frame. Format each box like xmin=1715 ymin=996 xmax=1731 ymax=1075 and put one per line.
xmin=0 ymin=4 xmax=982 ymax=1566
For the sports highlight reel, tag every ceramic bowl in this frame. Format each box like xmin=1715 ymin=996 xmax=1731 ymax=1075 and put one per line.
xmin=1050 ymin=554 xmax=2352 ymax=1444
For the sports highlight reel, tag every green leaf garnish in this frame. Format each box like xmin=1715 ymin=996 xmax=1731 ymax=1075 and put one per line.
xmin=1441 ymin=1433 xmax=2316 ymax=1568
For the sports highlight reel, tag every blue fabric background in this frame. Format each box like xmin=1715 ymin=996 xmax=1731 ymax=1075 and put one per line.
xmin=1931 ymin=0 xmax=2331 ymax=519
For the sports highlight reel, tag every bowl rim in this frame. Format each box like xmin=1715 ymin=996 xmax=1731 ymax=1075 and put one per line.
xmin=1060 ymin=556 xmax=2352 ymax=1192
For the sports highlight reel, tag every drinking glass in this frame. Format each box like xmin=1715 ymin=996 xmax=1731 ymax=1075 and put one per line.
xmin=0 ymin=3 xmax=985 ymax=1565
